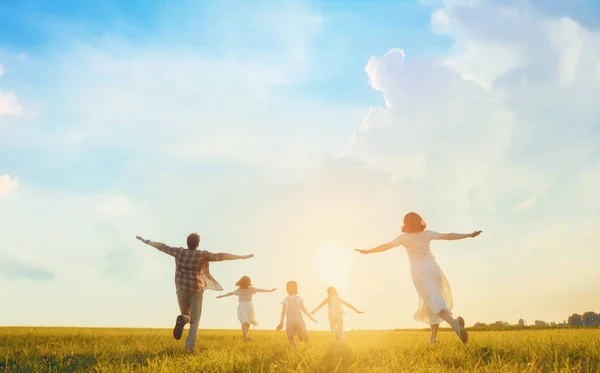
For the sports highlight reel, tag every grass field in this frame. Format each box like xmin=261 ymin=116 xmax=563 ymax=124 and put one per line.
xmin=1 ymin=327 xmax=599 ymax=372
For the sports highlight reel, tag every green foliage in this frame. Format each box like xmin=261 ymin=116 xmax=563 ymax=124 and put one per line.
xmin=1 ymin=328 xmax=599 ymax=372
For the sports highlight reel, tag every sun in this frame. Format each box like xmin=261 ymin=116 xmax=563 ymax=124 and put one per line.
xmin=314 ymin=242 xmax=353 ymax=289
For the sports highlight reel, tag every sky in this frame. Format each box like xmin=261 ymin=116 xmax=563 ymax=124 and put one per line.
xmin=1 ymin=0 xmax=599 ymax=331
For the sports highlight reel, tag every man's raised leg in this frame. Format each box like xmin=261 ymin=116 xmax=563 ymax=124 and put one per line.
xmin=175 ymin=289 xmax=191 ymax=340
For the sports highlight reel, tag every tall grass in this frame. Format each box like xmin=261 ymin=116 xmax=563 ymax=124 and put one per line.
xmin=1 ymin=328 xmax=599 ymax=372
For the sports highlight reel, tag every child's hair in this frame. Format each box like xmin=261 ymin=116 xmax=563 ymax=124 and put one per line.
xmin=286 ymin=281 xmax=298 ymax=295
xmin=402 ymin=212 xmax=426 ymax=233
xmin=327 ymin=287 xmax=337 ymax=297
xmin=235 ymin=275 xmax=252 ymax=289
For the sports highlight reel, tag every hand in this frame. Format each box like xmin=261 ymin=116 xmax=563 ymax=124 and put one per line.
xmin=244 ymin=254 xmax=255 ymax=259
xmin=276 ymin=323 xmax=283 ymax=331
xmin=136 ymin=236 xmax=148 ymax=243
xmin=471 ymin=230 xmax=483 ymax=238
xmin=357 ymin=311 xmax=364 ymax=314
xmin=310 ymin=317 xmax=317 ymax=323
xmin=216 ymin=295 xmax=224 ymax=299
xmin=355 ymin=249 xmax=369 ymax=255
xmin=270 ymin=288 xmax=277 ymax=292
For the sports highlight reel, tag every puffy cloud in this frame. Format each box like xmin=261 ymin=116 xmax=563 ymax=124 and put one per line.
xmin=349 ymin=0 xmax=600 ymax=324
xmin=0 ymin=92 xmax=23 ymax=117
xmin=0 ymin=175 xmax=18 ymax=196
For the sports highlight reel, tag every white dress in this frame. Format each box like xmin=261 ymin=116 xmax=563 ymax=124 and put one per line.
xmin=391 ymin=230 xmax=453 ymax=325
xmin=234 ymin=287 xmax=259 ymax=326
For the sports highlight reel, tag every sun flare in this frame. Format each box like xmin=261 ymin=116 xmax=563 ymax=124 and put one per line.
xmin=314 ymin=242 xmax=353 ymax=290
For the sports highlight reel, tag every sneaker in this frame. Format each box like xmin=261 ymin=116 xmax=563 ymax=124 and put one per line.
xmin=455 ymin=316 xmax=468 ymax=344
xmin=173 ymin=315 xmax=187 ymax=340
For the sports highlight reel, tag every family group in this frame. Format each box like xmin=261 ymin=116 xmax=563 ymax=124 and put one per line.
xmin=136 ymin=212 xmax=482 ymax=351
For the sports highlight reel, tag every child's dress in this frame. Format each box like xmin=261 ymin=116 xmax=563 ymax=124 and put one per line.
xmin=391 ymin=230 xmax=454 ymax=325
xmin=233 ymin=287 xmax=259 ymax=326
xmin=327 ymin=295 xmax=344 ymax=331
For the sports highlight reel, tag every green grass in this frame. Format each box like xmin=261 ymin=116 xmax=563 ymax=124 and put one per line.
xmin=1 ymin=327 xmax=599 ymax=372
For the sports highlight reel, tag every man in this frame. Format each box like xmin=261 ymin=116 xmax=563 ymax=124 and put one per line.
xmin=136 ymin=233 xmax=254 ymax=351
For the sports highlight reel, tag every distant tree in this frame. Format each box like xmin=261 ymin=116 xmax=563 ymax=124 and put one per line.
xmin=518 ymin=319 xmax=525 ymax=327
xmin=494 ymin=321 xmax=508 ymax=326
xmin=473 ymin=322 xmax=487 ymax=327
xmin=534 ymin=320 xmax=548 ymax=327
xmin=582 ymin=312 xmax=599 ymax=327
xmin=568 ymin=314 xmax=584 ymax=327
xmin=550 ymin=321 xmax=557 ymax=327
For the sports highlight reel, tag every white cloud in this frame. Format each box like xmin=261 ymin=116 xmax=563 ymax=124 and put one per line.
xmin=0 ymin=175 xmax=18 ymax=196
xmin=516 ymin=197 xmax=536 ymax=211
xmin=0 ymin=92 xmax=23 ymax=117
xmin=349 ymin=0 xmax=600 ymax=325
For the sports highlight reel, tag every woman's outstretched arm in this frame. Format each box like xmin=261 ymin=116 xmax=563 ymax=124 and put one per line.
xmin=355 ymin=241 xmax=396 ymax=255
xmin=438 ymin=231 xmax=482 ymax=240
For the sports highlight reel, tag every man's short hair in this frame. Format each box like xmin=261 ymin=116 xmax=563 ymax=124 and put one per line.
xmin=187 ymin=233 xmax=200 ymax=250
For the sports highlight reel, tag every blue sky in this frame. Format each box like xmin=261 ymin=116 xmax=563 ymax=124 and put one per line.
xmin=1 ymin=0 xmax=600 ymax=330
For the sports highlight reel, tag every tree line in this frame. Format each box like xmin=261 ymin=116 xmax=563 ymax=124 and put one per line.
xmin=472 ymin=311 xmax=600 ymax=329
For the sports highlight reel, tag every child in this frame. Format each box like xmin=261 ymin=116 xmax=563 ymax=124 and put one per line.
xmin=311 ymin=287 xmax=363 ymax=344
xmin=356 ymin=212 xmax=482 ymax=345
xmin=276 ymin=281 xmax=317 ymax=350
xmin=216 ymin=275 xmax=276 ymax=341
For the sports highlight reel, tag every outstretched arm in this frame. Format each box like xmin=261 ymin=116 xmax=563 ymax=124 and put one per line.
xmin=255 ymin=288 xmax=277 ymax=293
xmin=311 ymin=299 xmax=328 ymax=315
xmin=438 ymin=231 xmax=482 ymax=240
xmin=355 ymin=240 xmax=396 ymax=255
xmin=221 ymin=253 xmax=254 ymax=261
xmin=340 ymin=298 xmax=363 ymax=314
xmin=300 ymin=303 xmax=317 ymax=322
xmin=276 ymin=304 xmax=287 ymax=330
xmin=216 ymin=292 xmax=235 ymax=299
xmin=136 ymin=236 xmax=179 ymax=257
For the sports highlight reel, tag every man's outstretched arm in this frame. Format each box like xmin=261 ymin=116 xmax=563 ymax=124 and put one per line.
xmin=136 ymin=236 xmax=179 ymax=257
xmin=205 ymin=252 xmax=254 ymax=261
xmin=222 ymin=253 xmax=254 ymax=261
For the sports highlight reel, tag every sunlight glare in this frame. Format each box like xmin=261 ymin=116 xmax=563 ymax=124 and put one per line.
xmin=314 ymin=242 xmax=353 ymax=290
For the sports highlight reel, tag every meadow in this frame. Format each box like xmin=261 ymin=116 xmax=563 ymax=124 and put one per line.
xmin=1 ymin=327 xmax=599 ymax=372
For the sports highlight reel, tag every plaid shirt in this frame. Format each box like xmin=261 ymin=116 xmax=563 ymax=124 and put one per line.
xmin=146 ymin=240 xmax=225 ymax=292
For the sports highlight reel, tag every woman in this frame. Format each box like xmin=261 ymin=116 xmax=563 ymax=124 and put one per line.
xmin=356 ymin=212 xmax=481 ymax=344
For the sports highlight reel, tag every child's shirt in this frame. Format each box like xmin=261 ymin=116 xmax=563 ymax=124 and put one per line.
xmin=327 ymin=295 xmax=344 ymax=314
xmin=281 ymin=295 xmax=304 ymax=321
xmin=233 ymin=287 xmax=257 ymax=303
xmin=391 ymin=230 xmax=441 ymax=261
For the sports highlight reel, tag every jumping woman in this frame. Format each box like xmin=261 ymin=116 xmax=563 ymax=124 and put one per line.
xmin=356 ymin=212 xmax=481 ymax=344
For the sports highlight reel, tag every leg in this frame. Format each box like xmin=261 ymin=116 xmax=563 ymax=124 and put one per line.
xmin=242 ymin=323 xmax=250 ymax=341
xmin=185 ymin=290 xmax=204 ymax=350
xmin=287 ymin=336 xmax=297 ymax=350
xmin=297 ymin=321 xmax=309 ymax=343
xmin=336 ymin=316 xmax=344 ymax=344
xmin=439 ymin=309 xmax=468 ymax=343
xmin=174 ymin=289 xmax=192 ymax=340
xmin=328 ymin=315 xmax=337 ymax=340
xmin=430 ymin=323 xmax=439 ymax=344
